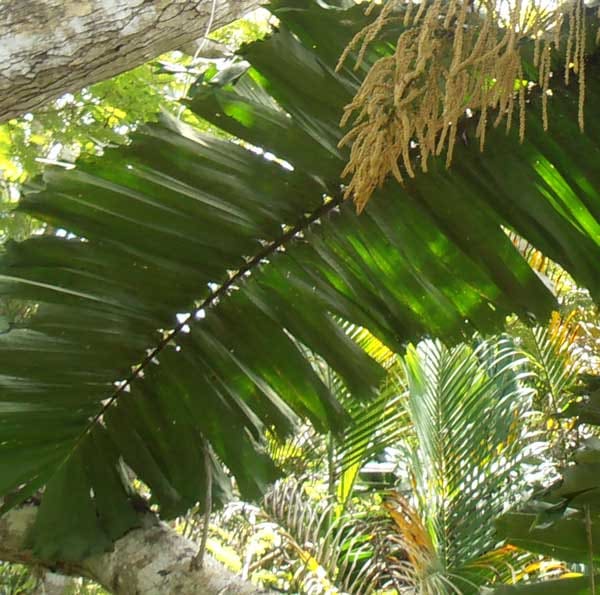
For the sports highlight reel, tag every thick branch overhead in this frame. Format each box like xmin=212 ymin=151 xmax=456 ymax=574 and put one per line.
xmin=0 ymin=0 xmax=259 ymax=122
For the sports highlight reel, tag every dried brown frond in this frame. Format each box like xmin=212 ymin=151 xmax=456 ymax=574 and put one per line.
xmin=338 ymin=0 xmax=596 ymax=211
xmin=384 ymin=492 xmax=435 ymax=572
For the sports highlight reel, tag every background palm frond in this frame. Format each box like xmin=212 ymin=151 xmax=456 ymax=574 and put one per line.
xmin=262 ymin=479 xmax=412 ymax=595
xmin=393 ymin=336 xmax=534 ymax=592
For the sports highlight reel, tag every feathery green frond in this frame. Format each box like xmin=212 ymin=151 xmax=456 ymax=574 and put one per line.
xmin=399 ymin=337 xmax=534 ymax=591
xmin=263 ymin=480 xmax=410 ymax=594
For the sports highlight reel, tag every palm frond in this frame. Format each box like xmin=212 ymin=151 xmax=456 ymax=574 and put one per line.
xmin=515 ymin=311 xmax=587 ymax=467
xmin=401 ymin=336 xmax=534 ymax=585
xmin=334 ymin=364 xmax=410 ymax=508
xmin=527 ymin=312 xmax=583 ymax=410
xmin=263 ymin=479 xmax=413 ymax=594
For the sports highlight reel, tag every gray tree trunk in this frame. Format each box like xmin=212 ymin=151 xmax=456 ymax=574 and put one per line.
xmin=0 ymin=0 xmax=260 ymax=123
xmin=0 ymin=505 xmax=270 ymax=595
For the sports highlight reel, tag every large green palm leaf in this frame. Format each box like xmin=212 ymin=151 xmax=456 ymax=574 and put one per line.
xmin=1 ymin=0 xmax=600 ymax=560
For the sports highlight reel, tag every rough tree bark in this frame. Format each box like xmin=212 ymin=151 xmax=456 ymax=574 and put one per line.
xmin=0 ymin=0 xmax=260 ymax=123
xmin=0 ymin=504 xmax=270 ymax=595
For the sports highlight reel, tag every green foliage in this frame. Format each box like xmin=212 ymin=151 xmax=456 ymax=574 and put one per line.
xmin=209 ymin=9 xmax=272 ymax=47
xmin=2 ymin=0 xmax=600 ymax=568
xmin=188 ymin=477 xmax=411 ymax=594
xmin=259 ymin=479 xmax=401 ymax=594
xmin=0 ymin=62 xmax=172 ymax=184
xmin=0 ymin=562 xmax=38 ymax=594
xmin=495 ymin=368 xmax=600 ymax=592
xmin=0 ymin=565 xmax=108 ymax=595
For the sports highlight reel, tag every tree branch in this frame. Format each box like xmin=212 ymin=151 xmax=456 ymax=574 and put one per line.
xmin=0 ymin=504 xmax=270 ymax=595
xmin=0 ymin=0 xmax=260 ymax=123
